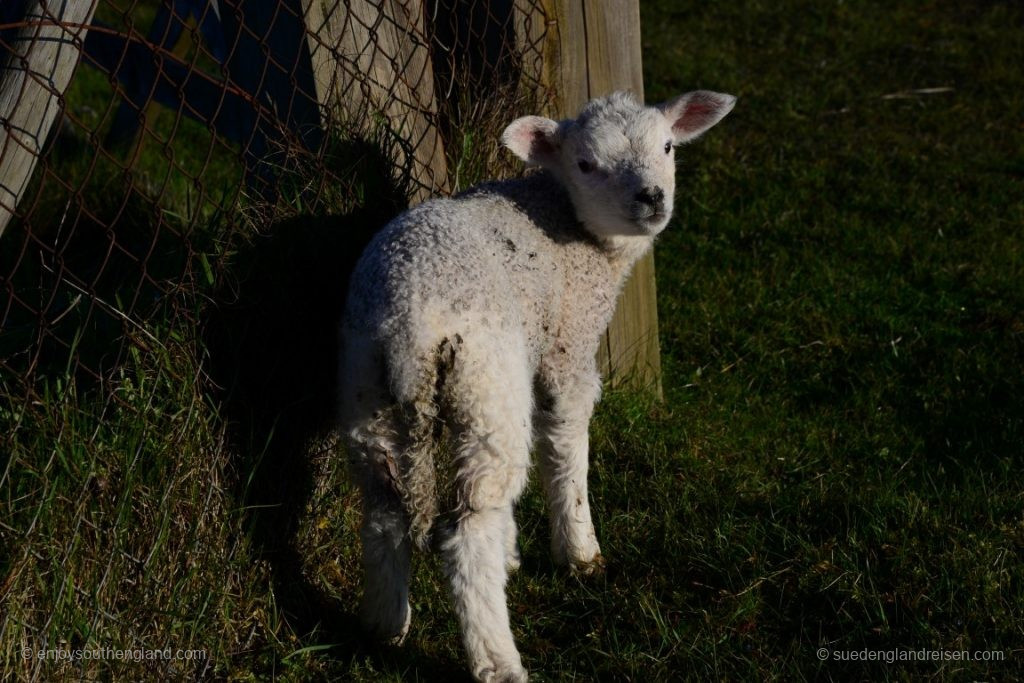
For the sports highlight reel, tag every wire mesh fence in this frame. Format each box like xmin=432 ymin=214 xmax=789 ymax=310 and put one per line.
xmin=1 ymin=0 xmax=550 ymax=678
xmin=1 ymin=0 xmax=550 ymax=392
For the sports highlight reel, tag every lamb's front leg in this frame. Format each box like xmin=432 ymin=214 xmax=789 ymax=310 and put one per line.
xmin=536 ymin=373 xmax=603 ymax=572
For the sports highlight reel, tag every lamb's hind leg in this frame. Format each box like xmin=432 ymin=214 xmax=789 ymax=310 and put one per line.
xmin=341 ymin=334 xmax=412 ymax=643
xmin=357 ymin=448 xmax=412 ymax=643
xmin=504 ymin=513 xmax=521 ymax=573
xmin=536 ymin=371 xmax=603 ymax=572
xmin=441 ymin=334 xmax=531 ymax=683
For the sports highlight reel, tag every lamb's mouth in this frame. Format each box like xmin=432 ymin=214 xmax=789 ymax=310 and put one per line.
xmin=637 ymin=210 xmax=668 ymax=226
xmin=622 ymin=207 xmax=669 ymax=234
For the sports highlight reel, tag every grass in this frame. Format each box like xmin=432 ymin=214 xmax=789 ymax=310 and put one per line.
xmin=3 ymin=0 xmax=1023 ymax=680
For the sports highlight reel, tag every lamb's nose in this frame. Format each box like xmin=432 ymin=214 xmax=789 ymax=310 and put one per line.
xmin=635 ymin=187 xmax=665 ymax=207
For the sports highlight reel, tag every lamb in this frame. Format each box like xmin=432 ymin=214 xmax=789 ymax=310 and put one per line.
xmin=338 ymin=89 xmax=736 ymax=682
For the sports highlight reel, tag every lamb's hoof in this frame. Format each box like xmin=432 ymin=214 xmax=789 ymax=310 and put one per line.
xmin=360 ymin=602 xmax=411 ymax=646
xmin=570 ymin=552 xmax=606 ymax=577
xmin=506 ymin=547 xmax=522 ymax=573
xmin=475 ymin=664 xmax=528 ymax=682
xmin=363 ymin=621 xmax=410 ymax=647
xmin=384 ymin=627 xmax=409 ymax=647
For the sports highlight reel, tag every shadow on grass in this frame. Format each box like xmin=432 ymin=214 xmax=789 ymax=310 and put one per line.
xmin=0 ymin=164 xmax=198 ymax=385
xmin=203 ymin=207 xmax=371 ymax=636
xmin=203 ymin=143 xmax=458 ymax=676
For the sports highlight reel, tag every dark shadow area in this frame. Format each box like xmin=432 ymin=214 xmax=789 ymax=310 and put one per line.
xmin=428 ymin=0 xmax=521 ymax=101
xmin=204 ymin=207 xmax=376 ymax=639
xmin=205 ymin=218 xmax=382 ymax=629
xmin=427 ymin=0 xmax=527 ymax=163
xmin=0 ymin=157 xmax=197 ymax=387
xmin=203 ymin=141 xmax=457 ymax=674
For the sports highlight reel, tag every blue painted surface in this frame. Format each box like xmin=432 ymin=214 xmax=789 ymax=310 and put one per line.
xmin=1 ymin=0 xmax=39 ymax=54
xmin=80 ymin=0 xmax=323 ymax=198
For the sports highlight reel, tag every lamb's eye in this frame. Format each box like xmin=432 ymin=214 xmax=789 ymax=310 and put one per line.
xmin=664 ymin=141 xmax=672 ymax=154
xmin=577 ymin=160 xmax=593 ymax=174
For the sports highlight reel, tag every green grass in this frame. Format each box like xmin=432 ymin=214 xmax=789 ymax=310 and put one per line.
xmin=3 ymin=0 xmax=1024 ymax=680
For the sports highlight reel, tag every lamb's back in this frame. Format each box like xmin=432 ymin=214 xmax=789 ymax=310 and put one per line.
xmin=344 ymin=173 xmax=614 ymax=373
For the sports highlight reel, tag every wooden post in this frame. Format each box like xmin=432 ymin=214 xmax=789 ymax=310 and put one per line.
xmin=302 ymin=0 xmax=449 ymax=204
xmin=540 ymin=0 xmax=662 ymax=395
xmin=300 ymin=0 xmax=659 ymax=390
xmin=0 ymin=0 xmax=97 ymax=237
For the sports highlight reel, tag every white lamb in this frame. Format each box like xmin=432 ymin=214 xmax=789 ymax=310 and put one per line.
xmin=339 ymin=89 xmax=735 ymax=681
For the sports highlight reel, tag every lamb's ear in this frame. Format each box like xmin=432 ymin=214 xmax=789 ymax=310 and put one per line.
xmin=501 ymin=116 xmax=560 ymax=167
xmin=658 ymin=91 xmax=737 ymax=144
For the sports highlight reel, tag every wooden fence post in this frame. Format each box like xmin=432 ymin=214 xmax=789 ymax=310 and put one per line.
xmin=0 ymin=0 xmax=97 ymax=237
xmin=302 ymin=0 xmax=450 ymax=204
xmin=540 ymin=0 xmax=662 ymax=395
xmin=301 ymin=0 xmax=659 ymax=390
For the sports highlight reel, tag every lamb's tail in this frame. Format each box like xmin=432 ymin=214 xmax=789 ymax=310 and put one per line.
xmin=393 ymin=334 xmax=461 ymax=551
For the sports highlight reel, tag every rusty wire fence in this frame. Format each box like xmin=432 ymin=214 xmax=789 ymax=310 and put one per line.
xmin=1 ymin=0 xmax=550 ymax=393
xmin=0 ymin=1 xmax=549 ymax=677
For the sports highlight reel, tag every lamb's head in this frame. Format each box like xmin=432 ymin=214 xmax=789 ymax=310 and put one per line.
xmin=502 ymin=90 xmax=736 ymax=240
